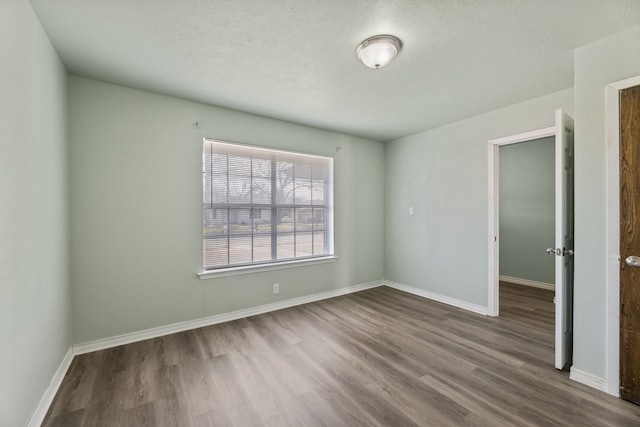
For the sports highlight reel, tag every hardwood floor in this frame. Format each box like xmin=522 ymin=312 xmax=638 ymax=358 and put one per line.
xmin=499 ymin=281 xmax=555 ymax=338
xmin=43 ymin=284 xmax=640 ymax=426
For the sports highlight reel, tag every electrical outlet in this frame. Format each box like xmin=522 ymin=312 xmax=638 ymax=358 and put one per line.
xmin=273 ymin=283 xmax=280 ymax=294
xmin=409 ymin=207 xmax=414 ymax=215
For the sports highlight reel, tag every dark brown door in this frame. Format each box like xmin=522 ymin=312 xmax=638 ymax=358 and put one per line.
xmin=620 ymin=84 xmax=640 ymax=404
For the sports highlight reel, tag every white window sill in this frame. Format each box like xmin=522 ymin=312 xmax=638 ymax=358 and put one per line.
xmin=197 ymin=256 xmax=338 ymax=280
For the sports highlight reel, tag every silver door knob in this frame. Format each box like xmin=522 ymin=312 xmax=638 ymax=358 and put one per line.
xmin=625 ymin=256 xmax=640 ymax=267
xmin=546 ymin=248 xmax=559 ymax=255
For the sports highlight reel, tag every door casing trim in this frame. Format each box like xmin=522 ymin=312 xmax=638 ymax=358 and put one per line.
xmin=605 ymin=75 xmax=640 ymax=397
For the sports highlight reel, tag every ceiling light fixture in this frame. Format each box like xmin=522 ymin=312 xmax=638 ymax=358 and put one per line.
xmin=356 ymin=35 xmax=402 ymax=69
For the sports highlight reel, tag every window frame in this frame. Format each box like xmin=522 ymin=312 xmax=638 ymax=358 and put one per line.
xmin=199 ymin=138 xmax=335 ymax=278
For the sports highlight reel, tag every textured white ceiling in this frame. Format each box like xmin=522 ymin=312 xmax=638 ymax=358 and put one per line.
xmin=30 ymin=0 xmax=640 ymax=141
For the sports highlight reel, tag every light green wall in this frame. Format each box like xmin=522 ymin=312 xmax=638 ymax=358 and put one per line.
xmin=384 ymin=88 xmax=573 ymax=306
xmin=0 ymin=1 xmax=70 ymax=426
xmin=69 ymin=77 xmax=385 ymax=344
xmin=499 ymin=137 xmax=555 ymax=285
xmin=573 ymin=25 xmax=640 ymax=379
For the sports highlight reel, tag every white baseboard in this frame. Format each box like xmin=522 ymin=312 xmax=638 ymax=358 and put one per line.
xmin=28 ymin=347 xmax=74 ymax=427
xmin=499 ymin=275 xmax=554 ymax=291
xmin=569 ymin=367 xmax=608 ymax=393
xmin=384 ymin=281 xmax=488 ymax=316
xmin=73 ymin=280 xmax=384 ymax=355
xmin=30 ymin=279 xmax=612 ymax=425
xmin=31 ymin=280 xmax=384 ymax=425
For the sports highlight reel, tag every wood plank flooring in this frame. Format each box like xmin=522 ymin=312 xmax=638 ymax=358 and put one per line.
xmin=42 ymin=284 xmax=640 ymax=426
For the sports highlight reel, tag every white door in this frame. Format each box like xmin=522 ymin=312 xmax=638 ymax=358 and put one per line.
xmin=554 ymin=109 xmax=575 ymax=370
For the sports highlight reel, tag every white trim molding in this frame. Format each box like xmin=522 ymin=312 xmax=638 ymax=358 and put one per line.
xmin=570 ymin=367 xmax=608 ymax=393
xmin=31 ymin=276 xmax=618 ymax=424
xmin=198 ymin=256 xmax=338 ymax=279
xmin=32 ymin=281 xmax=384 ymax=423
xmin=28 ymin=348 xmax=74 ymax=427
xmin=499 ymin=275 xmax=554 ymax=291
xmin=74 ymin=280 xmax=383 ymax=355
xmin=384 ymin=280 xmax=488 ymax=316
xmin=74 ymin=279 xmax=493 ymax=356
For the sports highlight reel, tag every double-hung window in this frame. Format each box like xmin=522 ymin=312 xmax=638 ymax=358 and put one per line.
xmin=202 ymin=139 xmax=334 ymax=271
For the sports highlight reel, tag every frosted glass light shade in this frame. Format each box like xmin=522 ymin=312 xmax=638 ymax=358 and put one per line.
xmin=356 ymin=35 xmax=402 ymax=69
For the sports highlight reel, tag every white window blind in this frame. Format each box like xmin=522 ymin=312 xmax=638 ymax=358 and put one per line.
xmin=203 ymin=139 xmax=334 ymax=270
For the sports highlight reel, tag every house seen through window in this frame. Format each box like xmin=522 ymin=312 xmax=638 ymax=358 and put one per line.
xmin=203 ymin=139 xmax=334 ymax=270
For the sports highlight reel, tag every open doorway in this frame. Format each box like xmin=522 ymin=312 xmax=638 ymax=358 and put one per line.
xmin=499 ymin=137 xmax=555 ymax=290
xmin=498 ymin=138 xmax=555 ymax=346
xmin=488 ymin=110 xmax=575 ymax=370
